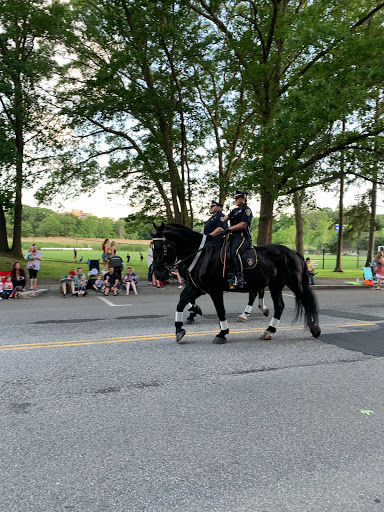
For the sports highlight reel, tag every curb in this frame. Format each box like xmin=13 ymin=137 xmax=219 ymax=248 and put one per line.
xmin=16 ymin=288 xmax=49 ymax=299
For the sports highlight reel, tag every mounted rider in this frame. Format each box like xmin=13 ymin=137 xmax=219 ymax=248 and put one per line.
xmin=222 ymin=190 xmax=253 ymax=288
xmin=203 ymin=200 xmax=228 ymax=236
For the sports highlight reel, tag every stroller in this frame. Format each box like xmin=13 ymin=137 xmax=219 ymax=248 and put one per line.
xmin=107 ymin=256 xmax=124 ymax=293
xmin=87 ymin=259 xmax=101 ymax=289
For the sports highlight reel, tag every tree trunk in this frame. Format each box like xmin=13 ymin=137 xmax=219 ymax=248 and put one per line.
xmin=0 ymin=203 xmax=10 ymax=252
xmin=293 ymin=190 xmax=304 ymax=256
xmin=10 ymin=79 xmax=24 ymax=258
xmin=257 ymin=190 xmax=274 ymax=245
xmin=334 ymin=121 xmax=345 ymax=273
xmin=333 ymin=170 xmax=344 ymax=272
xmin=366 ymin=180 xmax=377 ymax=266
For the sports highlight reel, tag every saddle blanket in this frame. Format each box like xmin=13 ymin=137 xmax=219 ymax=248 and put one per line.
xmin=220 ymin=243 xmax=257 ymax=269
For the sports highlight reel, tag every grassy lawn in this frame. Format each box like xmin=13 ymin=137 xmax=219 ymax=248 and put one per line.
xmin=0 ymin=245 xmax=150 ymax=281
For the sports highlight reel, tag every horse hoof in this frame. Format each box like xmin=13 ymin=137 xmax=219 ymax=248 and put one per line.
xmin=260 ymin=331 xmax=272 ymax=340
xmin=263 ymin=308 xmax=269 ymax=317
xmin=212 ymin=336 xmax=226 ymax=344
xmin=237 ymin=315 xmax=248 ymax=323
xmin=311 ymin=327 xmax=321 ymax=339
xmin=176 ymin=329 xmax=186 ymax=343
xmin=186 ymin=317 xmax=195 ymax=325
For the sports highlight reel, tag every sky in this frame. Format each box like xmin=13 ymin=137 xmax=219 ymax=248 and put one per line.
xmin=23 ymin=183 xmax=384 ymax=221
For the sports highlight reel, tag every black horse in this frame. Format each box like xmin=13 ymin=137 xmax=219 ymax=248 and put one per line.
xmin=152 ymin=222 xmax=321 ymax=344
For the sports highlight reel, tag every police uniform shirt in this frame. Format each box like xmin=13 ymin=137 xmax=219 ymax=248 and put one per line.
xmin=204 ymin=211 xmax=228 ymax=235
xmin=229 ymin=204 xmax=253 ymax=238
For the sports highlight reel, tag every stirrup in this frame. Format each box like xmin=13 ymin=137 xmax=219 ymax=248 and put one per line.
xmin=228 ymin=273 xmax=236 ymax=287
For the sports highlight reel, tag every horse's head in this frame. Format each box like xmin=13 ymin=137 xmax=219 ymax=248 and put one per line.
xmin=151 ymin=222 xmax=177 ymax=282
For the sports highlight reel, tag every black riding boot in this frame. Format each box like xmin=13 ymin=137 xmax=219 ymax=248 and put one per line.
xmin=228 ymin=256 xmax=244 ymax=289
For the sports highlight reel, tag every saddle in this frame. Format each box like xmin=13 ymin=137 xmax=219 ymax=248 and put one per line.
xmin=220 ymin=239 xmax=257 ymax=270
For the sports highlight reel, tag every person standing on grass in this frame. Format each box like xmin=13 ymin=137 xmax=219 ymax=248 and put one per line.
xmin=147 ymin=242 xmax=160 ymax=287
xmin=25 ymin=244 xmax=42 ymax=290
xmin=305 ymin=257 xmax=315 ymax=285
xmin=374 ymin=251 xmax=384 ymax=290
xmin=101 ymin=239 xmax=110 ymax=272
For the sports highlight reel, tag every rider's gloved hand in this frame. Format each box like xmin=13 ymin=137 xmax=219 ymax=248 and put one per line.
xmin=222 ymin=228 xmax=231 ymax=236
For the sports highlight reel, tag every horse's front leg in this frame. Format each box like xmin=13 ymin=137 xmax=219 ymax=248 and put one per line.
xmin=175 ymin=286 xmax=201 ymax=343
xmin=260 ymin=286 xmax=284 ymax=340
xmin=185 ymin=289 xmax=204 ymax=324
xmin=210 ymin=290 xmax=229 ymax=344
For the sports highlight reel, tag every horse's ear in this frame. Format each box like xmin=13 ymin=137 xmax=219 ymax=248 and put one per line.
xmin=153 ymin=222 xmax=157 ymax=230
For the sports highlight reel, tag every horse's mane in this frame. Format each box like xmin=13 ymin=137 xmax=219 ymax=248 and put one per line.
xmin=165 ymin=223 xmax=193 ymax=231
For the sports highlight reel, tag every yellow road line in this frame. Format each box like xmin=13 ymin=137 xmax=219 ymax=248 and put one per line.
xmin=0 ymin=323 xmax=376 ymax=352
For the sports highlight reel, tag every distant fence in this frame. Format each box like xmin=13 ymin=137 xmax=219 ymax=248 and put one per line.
xmin=310 ymin=250 xmax=369 ymax=270
xmin=41 ymin=247 xmax=93 ymax=251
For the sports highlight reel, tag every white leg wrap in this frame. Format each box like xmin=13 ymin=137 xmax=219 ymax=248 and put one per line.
xmin=187 ymin=303 xmax=193 ymax=309
xmin=175 ymin=311 xmax=183 ymax=322
xmin=220 ymin=320 xmax=229 ymax=330
xmin=258 ymin=298 xmax=264 ymax=307
xmin=245 ymin=305 xmax=253 ymax=314
xmin=269 ymin=317 xmax=280 ymax=329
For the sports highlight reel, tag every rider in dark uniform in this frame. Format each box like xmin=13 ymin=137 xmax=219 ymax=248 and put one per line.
xmin=203 ymin=200 xmax=227 ymax=236
xmin=223 ymin=190 xmax=253 ymax=288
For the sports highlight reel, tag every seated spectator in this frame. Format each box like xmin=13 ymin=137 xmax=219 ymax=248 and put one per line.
xmin=2 ymin=275 xmax=14 ymax=299
xmin=103 ymin=266 xmax=120 ymax=296
xmin=93 ymin=274 xmax=104 ymax=293
xmin=123 ymin=267 xmax=139 ymax=296
xmin=11 ymin=262 xmax=27 ymax=292
xmin=74 ymin=267 xmax=87 ymax=296
xmin=77 ymin=275 xmax=88 ymax=296
xmin=0 ymin=280 xmax=3 ymax=300
xmin=60 ymin=270 xmax=77 ymax=298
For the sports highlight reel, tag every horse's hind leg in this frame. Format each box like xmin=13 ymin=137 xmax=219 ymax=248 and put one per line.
xmin=260 ymin=287 xmax=284 ymax=340
xmin=175 ymin=285 xmax=201 ymax=343
xmin=258 ymin=290 xmax=269 ymax=317
xmin=237 ymin=291 xmax=256 ymax=322
xmin=210 ymin=290 xmax=229 ymax=344
xmin=238 ymin=289 xmax=270 ymax=322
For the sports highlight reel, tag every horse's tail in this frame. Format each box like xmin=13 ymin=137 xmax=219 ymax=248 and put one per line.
xmin=285 ymin=251 xmax=321 ymax=339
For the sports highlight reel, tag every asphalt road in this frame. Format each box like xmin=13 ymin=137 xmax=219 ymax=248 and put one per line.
xmin=1 ymin=285 xmax=384 ymax=512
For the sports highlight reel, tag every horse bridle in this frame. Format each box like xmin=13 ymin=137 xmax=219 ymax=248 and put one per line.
xmin=152 ymin=237 xmax=175 ymax=273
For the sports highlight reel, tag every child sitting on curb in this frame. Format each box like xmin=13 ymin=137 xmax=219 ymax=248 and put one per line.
xmin=2 ymin=275 xmax=14 ymax=299
xmin=93 ymin=274 xmax=104 ymax=292
xmin=123 ymin=267 xmax=139 ymax=296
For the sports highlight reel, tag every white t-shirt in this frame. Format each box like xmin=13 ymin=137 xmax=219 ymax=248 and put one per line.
xmin=147 ymin=247 xmax=153 ymax=266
